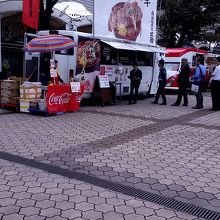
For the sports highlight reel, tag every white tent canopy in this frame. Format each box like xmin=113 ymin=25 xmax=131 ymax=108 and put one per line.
xmin=101 ymin=40 xmax=136 ymax=51
xmin=53 ymin=2 xmax=93 ymax=29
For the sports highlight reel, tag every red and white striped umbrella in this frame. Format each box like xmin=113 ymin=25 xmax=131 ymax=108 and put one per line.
xmin=23 ymin=34 xmax=77 ymax=53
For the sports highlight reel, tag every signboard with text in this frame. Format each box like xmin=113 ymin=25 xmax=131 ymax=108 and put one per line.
xmin=94 ymin=0 xmax=157 ymax=45
xmin=98 ymin=75 xmax=110 ymax=88
xmin=70 ymin=82 xmax=81 ymax=93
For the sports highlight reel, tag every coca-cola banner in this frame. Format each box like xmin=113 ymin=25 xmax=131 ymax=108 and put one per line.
xmin=94 ymin=0 xmax=157 ymax=45
xmin=46 ymin=84 xmax=84 ymax=114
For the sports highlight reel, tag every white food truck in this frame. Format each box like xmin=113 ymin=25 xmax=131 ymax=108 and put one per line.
xmin=25 ymin=30 xmax=165 ymax=97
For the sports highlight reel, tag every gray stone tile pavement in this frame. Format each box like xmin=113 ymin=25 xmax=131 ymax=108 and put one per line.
xmin=0 ymin=94 xmax=219 ymax=219
xmin=0 ymin=159 xmax=202 ymax=220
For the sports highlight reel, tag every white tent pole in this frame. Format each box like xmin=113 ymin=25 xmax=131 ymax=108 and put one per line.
xmin=92 ymin=0 xmax=95 ymax=37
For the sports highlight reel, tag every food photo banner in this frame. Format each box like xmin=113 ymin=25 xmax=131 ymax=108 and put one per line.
xmin=94 ymin=0 xmax=157 ymax=45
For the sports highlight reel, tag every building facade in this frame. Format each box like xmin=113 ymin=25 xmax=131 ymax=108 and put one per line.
xmin=0 ymin=0 xmax=93 ymax=76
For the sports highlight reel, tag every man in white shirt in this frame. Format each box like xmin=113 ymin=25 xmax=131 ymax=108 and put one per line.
xmin=210 ymin=57 xmax=220 ymax=111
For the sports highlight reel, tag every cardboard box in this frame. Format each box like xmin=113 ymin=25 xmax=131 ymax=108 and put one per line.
xmin=19 ymin=99 xmax=31 ymax=113
xmin=20 ymin=86 xmax=42 ymax=99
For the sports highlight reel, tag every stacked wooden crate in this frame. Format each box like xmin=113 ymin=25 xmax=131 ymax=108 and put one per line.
xmin=0 ymin=80 xmax=20 ymax=108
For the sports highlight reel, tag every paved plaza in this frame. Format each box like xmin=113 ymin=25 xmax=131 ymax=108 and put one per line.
xmin=0 ymin=94 xmax=220 ymax=220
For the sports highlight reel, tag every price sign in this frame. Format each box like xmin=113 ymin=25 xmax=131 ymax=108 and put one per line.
xmin=98 ymin=75 xmax=110 ymax=88
xmin=70 ymin=82 xmax=81 ymax=93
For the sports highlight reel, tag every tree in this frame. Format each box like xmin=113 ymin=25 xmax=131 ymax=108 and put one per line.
xmin=39 ymin=0 xmax=59 ymax=30
xmin=158 ymin=0 xmax=220 ymax=47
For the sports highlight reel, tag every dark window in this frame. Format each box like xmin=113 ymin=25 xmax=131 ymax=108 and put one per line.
xmin=118 ymin=50 xmax=135 ymax=65
xmin=137 ymin=52 xmax=153 ymax=66
xmin=100 ymin=42 xmax=153 ymax=66
xmin=100 ymin=44 xmax=117 ymax=65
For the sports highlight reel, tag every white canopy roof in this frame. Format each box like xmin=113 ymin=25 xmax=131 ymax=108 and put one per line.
xmin=53 ymin=2 xmax=92 ymax=28
xmin=101 ymin=41 xmax=136 ymax=51
xmin=129 ymin=44 xmax=153 ymax=52
xmin=54 ymin=2 xmax=93 ymax=25
xmin=54 ymin=2 xmax=92 ymax=17
xmin=101 ymin=40 xmax=165 ymax=53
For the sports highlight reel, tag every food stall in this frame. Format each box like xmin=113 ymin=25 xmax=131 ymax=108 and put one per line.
xmin=0 ymin=34 xmax=85 ymax=115
xmin=28 ymin=82 xmax=85 ymax=115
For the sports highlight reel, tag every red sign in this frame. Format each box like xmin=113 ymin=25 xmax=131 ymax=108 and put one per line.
xmin=46 ymin=84 xmax=85 ymax=114
xmin=100 ymin=66 xmax=105 ymax=75
xmin=22 ymin=0 xmax=40 ymax=29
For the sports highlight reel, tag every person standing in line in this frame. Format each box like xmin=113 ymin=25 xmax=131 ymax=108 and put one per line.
xmin=209 ymin=56 xmax=220 ymax=111
xmin=171 ymin=58 xmax=191 ymax=106
xmin=192 ymin=58 xmax=206 ymax=109
xmin=151 ymin=59 xmax=167 ymax=105
xmin=128 ymin=63 xmax=142 ymax=104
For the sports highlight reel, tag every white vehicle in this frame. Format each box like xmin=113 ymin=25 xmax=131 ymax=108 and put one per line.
xmin=163 ymin=48 xmax=207 ymax=90
xmin=25 ymin=30 xmax=165 ymax=97
xmin=206 ymin=53 xmax=219 ymax=74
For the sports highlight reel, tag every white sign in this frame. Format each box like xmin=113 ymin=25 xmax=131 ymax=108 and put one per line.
xmin=98 ymin=75 xmax=110 ymax=88
xmin=105 ymin=67 xmax=115 ymax=77
xmin=50 ymin=68 xmax=57 ymax=77
xmin=50 ymin=59 xmax=55 ymax=68
xmin=50 ymin=59 xmax=56 ymax=77
xmin=94 ymin=0 xmax=157 ymax=45
xmin=70 ymin=82 xmax=81 ymax=93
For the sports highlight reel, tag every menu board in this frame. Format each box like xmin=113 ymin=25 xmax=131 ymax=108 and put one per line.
xmin=98 ymin=75 xmax=110 ymax=88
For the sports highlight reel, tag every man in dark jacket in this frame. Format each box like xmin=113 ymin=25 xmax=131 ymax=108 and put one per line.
xmin=40 ymin=54 xmax=50 ymax=85
xmin=171 ymin=58 xmax=191 ymax=106
xmin=151 ymin=59 xmax=167 ymax=105
xmin=128 ymin=63 xmax=142 ymax=104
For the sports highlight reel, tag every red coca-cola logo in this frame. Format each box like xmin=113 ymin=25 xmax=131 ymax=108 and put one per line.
xmin=49 ymin=93 xmax=71 ymax=105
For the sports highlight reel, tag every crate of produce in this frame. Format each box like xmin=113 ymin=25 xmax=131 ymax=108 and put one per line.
xmin=20 ymin=86 xmax=42 ymax=99
xmin=1 ymin=96 xmax=19 ymax=105
xmin=1 ymin=80 xmax=19 ymax=90
xmin=20 ymin=81 xmax=42 ymax=99
xmin=1 ymin=88 xmax=19 ymax=97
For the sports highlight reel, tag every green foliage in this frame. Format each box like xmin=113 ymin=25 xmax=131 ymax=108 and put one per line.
xmin=158 ymin=0 xmax=220 ymax=47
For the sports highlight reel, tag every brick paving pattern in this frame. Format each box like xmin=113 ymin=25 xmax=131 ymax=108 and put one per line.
xmin=0 ymin=94 xmax=219 ymax=219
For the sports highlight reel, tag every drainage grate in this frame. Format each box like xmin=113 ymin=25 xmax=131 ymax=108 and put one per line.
xmin=0 ymin=151 xmax=220 ymax=220
xmin=83 ymin=178 xmax=220 ymax=220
